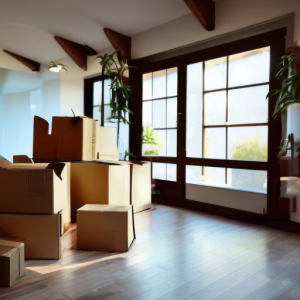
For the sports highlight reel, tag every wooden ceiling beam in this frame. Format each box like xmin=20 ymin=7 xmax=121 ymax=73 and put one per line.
xmin=54 ymin=36 xmax=98 ymax=71
xmin=104 ymin=28 xmax=131 ymax=60
xmin=184 ymin=0 xmax=215 ymax=31
xmin=3 ymin=50 xmax=40 ymax=72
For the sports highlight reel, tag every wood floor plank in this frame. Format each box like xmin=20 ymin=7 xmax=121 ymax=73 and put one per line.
xmin=1 ymin=204 xmax=300 ymax=300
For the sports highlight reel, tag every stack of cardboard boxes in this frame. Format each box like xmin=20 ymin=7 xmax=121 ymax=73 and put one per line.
xmin=0 ymin=115 xmax=151 ymax=284
xmin=32 ymin=115 xmax=151 ymax=221
xmin=0 ymin=157 xmax=69 ymax=260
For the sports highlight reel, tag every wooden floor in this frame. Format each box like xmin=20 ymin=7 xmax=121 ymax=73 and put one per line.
xmin=1 ymin=204 xmax=300 ymax=300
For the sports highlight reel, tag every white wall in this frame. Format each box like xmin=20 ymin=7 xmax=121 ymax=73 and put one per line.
xmin=132 ymin=0 xmax=300 ymax=59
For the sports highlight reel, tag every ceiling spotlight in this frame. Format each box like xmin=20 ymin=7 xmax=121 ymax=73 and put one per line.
xmin=48 ymin=61 xmax=68 ymax=73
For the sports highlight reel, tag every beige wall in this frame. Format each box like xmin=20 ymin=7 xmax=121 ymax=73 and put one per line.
xmin=132 ymin=0 xmax=300 ymax=59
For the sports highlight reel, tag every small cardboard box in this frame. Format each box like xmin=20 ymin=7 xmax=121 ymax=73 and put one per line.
xmin=70 ymin=161 xmax=130 ymax=222
xmin=0 ymin=213 xmax=62 ymax=259
xmin=77 ymin=204 xmax=134 ymax=252
xmin=0 ymin=240 xmax=25 ymax=287
xmin=118 ymin=161 xmax=152 ymax=212
xmin=33 ymin=116 xmax=119 ymax=161
xmin=0 ymin=158 xmax=68 ymax=215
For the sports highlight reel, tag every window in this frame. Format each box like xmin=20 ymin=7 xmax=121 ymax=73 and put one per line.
xmin=92 ymin=79 xmax=111 ymax=126
xmin=142 ymin=68 xmax=178 ymax=157
xmin=84 ymin=76 xmax=129 ymax=158
xmin=186 ymin=46 xmax=270 ymax=193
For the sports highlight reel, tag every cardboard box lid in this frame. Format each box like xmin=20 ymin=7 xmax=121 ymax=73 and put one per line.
xmin=0 ymin=240 xmax=24 ymax=257
xmin=78 ymin=204 xmax=132 ymax=213
xmin=0 ymin=159 xmax=66 ymax=181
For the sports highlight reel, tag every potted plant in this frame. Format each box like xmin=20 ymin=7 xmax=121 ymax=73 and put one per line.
xmin=267 ymin=45 xmax=300 ymax=167
xmin=97 ymin=51 xmax=133 ymax=149
xmin=267 ymin=46 xmax=300 ymax=119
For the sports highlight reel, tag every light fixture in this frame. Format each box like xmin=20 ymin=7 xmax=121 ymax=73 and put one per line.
xmin=48 ymin=61 xmax=68 ymax=73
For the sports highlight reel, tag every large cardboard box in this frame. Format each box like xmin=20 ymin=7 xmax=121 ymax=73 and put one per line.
xmin=118 ymin=161 xmax=152 ymax=212
xmin=12 ymin=156 xmax=71 ymax=234
xmin=0 ymin=213 xmax=62 ymax=259
xmin=70 ymin=162 xmax=130 ymax=222
xmin=0 ymin=240 xmax=25 ymax=287
xmin=0 ymin=158 xmax=68 ymax=215
xmin=33 ymin=116 xmax=119 ymax=161
xmin=77 ymin=204 xmax=134 ymax=252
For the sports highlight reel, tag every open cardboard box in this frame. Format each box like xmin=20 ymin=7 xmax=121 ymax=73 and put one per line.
xmin=0 ymin=157 xmax=68 ymax=215
xmin=0 ymin=239 xmax=25 ymax=287
xmin=0 ymin=212 xmax=62 ymax=259
xmin=33 ymin=116 xmax=119 ymax=161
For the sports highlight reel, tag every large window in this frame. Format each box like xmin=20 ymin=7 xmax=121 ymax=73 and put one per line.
xmin=142 ymin=68 xmax=178 ymax=157
xmin=186 ymin=46 xmax=270 ymax=193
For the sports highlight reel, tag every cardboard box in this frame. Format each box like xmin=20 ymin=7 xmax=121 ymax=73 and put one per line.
xmin=33 ymin=116 xmax=119 ymax=161
xmin=0 ymin=158 xmax=68 ymax=215
xmin=118 ymin=161 xmax=152 ymax=213
xmin=0 ymin=240 xmax=25 ymax=287
xmin=70 ymin=162 xmax=130 ymax=222
xmin=0 ymin=213 xmax=62 ymax=259
xmin=12 ymin=156 xmax=71 ymax=234
xmin=77 ymin=204 xmax=134 ymax=252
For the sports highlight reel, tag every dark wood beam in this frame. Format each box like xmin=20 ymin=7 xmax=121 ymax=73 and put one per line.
xmin=104 ymin=28 xmax=131 ymax=60
xmin=54 ymin=36 xmax=98 ymax=71
xmin=3 ymin=50 xmax=40 ymax=72
xmin=184 ymin=0 xmax=215 ymax=31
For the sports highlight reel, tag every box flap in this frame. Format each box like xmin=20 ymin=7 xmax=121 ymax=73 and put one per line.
xmin=13 ymin=155 xmax=33 ymax=164
xmin=3 ymin=162 xmax=65 ymax=180
xmin=0 ymin=156 xmax=12 ymax=168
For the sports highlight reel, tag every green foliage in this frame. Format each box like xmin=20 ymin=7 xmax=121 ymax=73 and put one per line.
xmin=266 ymin=52 xmax=300 ymax=118
xmin=124 ymin=150 xmax=136 ymax=161
xmin=276 ymin=133 xmax=300 ymax=161
xmin=231 ymin=136 xmax=267 ymax=161
xmin=97 ymin=51 xmax=133 ymax=125
xmin=142 ymin=126 xmax=161 ymax=155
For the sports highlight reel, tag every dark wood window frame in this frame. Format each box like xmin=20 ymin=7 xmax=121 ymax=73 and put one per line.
xmin=129 ymin=27 xmax=288 ymax=222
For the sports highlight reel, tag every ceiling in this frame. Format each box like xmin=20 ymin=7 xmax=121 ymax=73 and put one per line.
xmin=0 ymin=0 xmax=192 ymax=65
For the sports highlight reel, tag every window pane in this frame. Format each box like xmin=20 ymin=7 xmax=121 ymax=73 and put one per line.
xmin=204 ymin=57 xmax=227 ymax=91
xmin=152 ymin=163 xmax=166 ymax=180
xmin=167 ymin=129 xmax=177 ymax=157
xmin=204 ymin=91 xmax=226 ymax=126
xmin=155 ymin=129 xmax=166 ymax=156
xmin=228 ymin=126 xmax=268 ymax=161
xmin=167 ymin=164 xmax=177 ymax=181
xmin=228 ymin=47 xmax=270 ymax=87
xmin=153 ymin=70 xmax=166 ymax=99
xmin=93 ymin=81 xmax=101 ymax=106
xmin=103 ymin=79 xmax=111 ymax=104
xmin=167 ymin=97 xmax=177 ymax=128
xmin=93 ymin=106 xmax=100 ymax=125
xmin=153 ymin=99 xmax=166 ymax=128
xmin=228 ymin=85 xmax=269 ymax=124
xmin=203 ymin=167 xmax=225 ymax=185
xmin=142 ymin=101 xmax=152 ymax=128
xmin=143 ymin=73 xmax=152 ymax=100
xmin=228 ymin=169 xmax=267 ymax=193
xmin=93 ymin=79 xmax=111 ymax=106
xmin=142 ymin=126 xmax=161 ymax=156
xmin=104 ymin=105 xmax=112 ymax=126
xmin=204 ymin=128 xmax=226 ymax=159
xmin=186 ymin=62 xmax=203 ymax=158
xmin=186 ymin=165 xmax=202 ymax=184
xmin=167 ymin=67 xmax=178 ymax=97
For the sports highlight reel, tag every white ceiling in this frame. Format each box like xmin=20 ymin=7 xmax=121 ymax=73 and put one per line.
xmin=0 ymin=0 xmax=192 ymax=64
